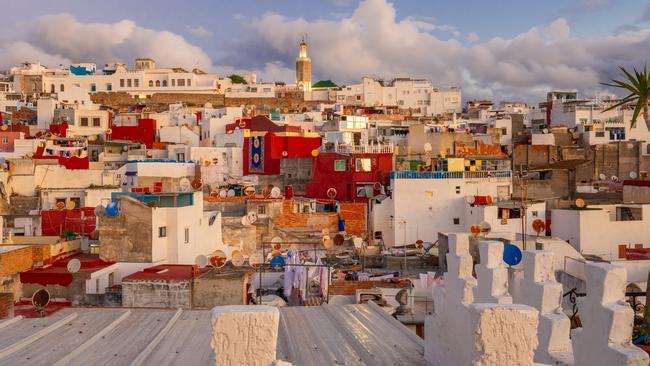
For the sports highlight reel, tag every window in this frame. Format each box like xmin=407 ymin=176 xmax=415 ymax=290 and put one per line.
xmin=455 ymin=186 xmax=461 ymax=194
xmin=257 ymin=205 xmax=266 ymax=215
xmin=80 ymin=117 xmax=89 ymax=127
xmin=148 ymin=80 xmax=154 ymax=87
xmin=90 ymin=84 xmax=96 ymax=92
xmin=158 ymin=227 xmax=167 ymax=237
xmin=92 ymin=117 xmax=101 ymax=127
xmin=453 ymin=218 xmax=460 ymax=225
xmin=2 ymin=137 xmax=8 ymax=144
xmin=501 ymin=128 xmax=507 ymax=135
xmin=106 ymin=83 xmax=112 ymax=91
xmin=184 ymin=227 xmax=190 ymax=243
xmin=187 ymin=79 xmax=191 ymax=86
xmin=162 ymin=80 xmax=167 ymax=87
xmin=178 ymin=79 xmax=185 ymax=86
xmin=60 ymin=84 xmax=65 ymax=92
xmin=120 ymin=79 xmax=125 ymax=87
xmin=334 ymin=160 xmax=346 ymax=171
xmin=127 ymin=79 xmax=132 ymax=87
xmin=171 ymin=79 xmax=175 ymax=87
xmin=263 ymin=88 xmax=271 ymax=92
xmin=51 ymin=84 xmax=55 ymax=93
xmin=155 ymin=80 xmax=161 ymax=87
xmin=70 ymin=197 xmax=81 ymax=209
xmin=177 ymin=153 xmax=185 ymax=161
xmin=355 ymin=158 xmax=371 ymax=172
xmin=134 ymin=79 xmax=139 ymax=87
xmin=55 ymin=198 xmax=66 ymax=207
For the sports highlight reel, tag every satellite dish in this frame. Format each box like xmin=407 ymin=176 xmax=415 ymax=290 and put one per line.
xmin=195 ymin=254 xmax=208 ymax=268
xmin=479 ymin=221 xmax=491 ymax=234
xmin=94 ymin=205 xmax=105 ymax=216
xmin=227 ymin=189 xmax=236 ymax=197
xmin=470 ymin=224 xmax=481 ymax=237
xmin=503 ymin=244 xmax=523 ymax=266
xmin=67 ymin=258 xmax=81 ymax=273
xmin=327 ymin=187 xmax=337 ymax=199
xmin=599 ymin=173 xmax=607 ymax=180
xmin=333 ymin=234 xmax=345 ymax=246
xmin=270 ymin=187 xmax=281 ymax=198
xmin=191 ymin=179 xmax=202 ymax=190
xmin=270 ymin=255 xmax=285 ymax=270
xmin=465 ymin=196 xmax=475 ymax=205
xmin=321 ymin=228 xmax=330 ymax=236
xmin=574 ymin=198 xmax=586 ymax=208
xmin=249 ymin=252 xmax=263 ymax=269
xmin=218 ymin=189 xmax=227 ymax=198
xmin=542 ymin=128 xmax=549 ymax=134
xmin=262 ymin=185 xmax=273 ymax=198
xmin=32 ymin=288 xmax=51 ymax=312
xmin=532 ymin=219 xmax=545 ymax=234
xmin=243 ymin=186 xmax=256 ymax=196
xmin=241 ymin=215 xmax=251 ymax=226
xmin=611 ymin=175 xmax=619 ymax=182
xmin=105 ymin=202 xmax=119 ymax=217
xmin=106 ymin=128 xmax=113 ymax=135
xmin=423 ymin=142 xmax=432 ymax=153
xmin=56 ymin=201 xmax=66 ymax=210
xmin=66 ymin=200 xmax=76 ymax=210
xmin=271 ymin=236 xmax=282 ymax=245
xmin=323 ymin=236 xmax=334 ymax=249
xmin=282 ymin=151 xmax=288 ymax=157
xmin=231 ymin=252 xmax=245 ymax=267
xmin=352 ymin=237 xmax=363 ymax=249
xmin=247 ymin=211 xmax=258 ymax=224
xmin=210 ymin=250 xmax=227 ymax=268
xmin=630 ymin=171 xmax=638 ymax=179
xmin=204 ymin=160 xmax=211 ymax=166
xmin=179 ymin=178 xmax=191 ymax=192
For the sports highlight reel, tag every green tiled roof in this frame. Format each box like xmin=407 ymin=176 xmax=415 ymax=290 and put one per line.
xmin=312 ymin=80 xmax=338 ymax=88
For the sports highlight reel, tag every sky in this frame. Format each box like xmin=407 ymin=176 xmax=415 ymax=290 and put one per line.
xmin=1 ymin=0 xmax=650 ymax=102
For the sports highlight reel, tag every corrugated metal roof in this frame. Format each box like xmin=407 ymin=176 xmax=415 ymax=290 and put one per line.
xmin=0 ymin=303 xmax=424 ymax=366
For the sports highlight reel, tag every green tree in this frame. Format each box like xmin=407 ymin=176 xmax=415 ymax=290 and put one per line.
xmin=602 ymin=65 xmax=650 ymax=132
xmin=228 ymin=74 xmax=247 ymax=84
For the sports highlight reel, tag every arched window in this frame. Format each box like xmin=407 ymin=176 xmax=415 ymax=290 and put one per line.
xmin=50 ymin=84 xmax=55 ymax=93
xmin=60 ymin=84 xmax=65 ymax=92
xmin=148 ymin=80 xmax=154 ymax=87
xmin=155 ymin=80 xmax=161 ymax=87
xmin=162 ymin=80 xmax=168 ymax=87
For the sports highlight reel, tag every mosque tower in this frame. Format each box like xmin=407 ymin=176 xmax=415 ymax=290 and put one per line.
xmin=295 ymin=37 xmax=312 ymax=92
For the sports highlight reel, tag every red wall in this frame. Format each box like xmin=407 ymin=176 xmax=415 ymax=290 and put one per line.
xmin=109 ymin=118 xmax=156 ymax=148
xmin=306 ymin=152 xmax=393 ymax=202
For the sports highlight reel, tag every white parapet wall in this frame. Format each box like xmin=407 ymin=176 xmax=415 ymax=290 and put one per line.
xmin=211 ymin=305 xmax=280 ymax=366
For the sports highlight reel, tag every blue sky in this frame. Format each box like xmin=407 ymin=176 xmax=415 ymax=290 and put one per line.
xmin=1 ymin=0 xmax=650 ymax=101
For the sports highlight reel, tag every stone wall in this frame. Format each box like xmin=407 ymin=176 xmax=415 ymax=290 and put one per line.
xmin=122 ymin=280 xmax=192 ymax=309
xmin=99 ymin=197 xmax=153 ymax=263
xmin=192 ymin=269 xmax=252 ymax=308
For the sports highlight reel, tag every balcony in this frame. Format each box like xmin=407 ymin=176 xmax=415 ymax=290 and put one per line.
xmin=390 ymin=170 xmax=512 ymax=180
xmin=322 ymin=142 xmax=394 ymax=154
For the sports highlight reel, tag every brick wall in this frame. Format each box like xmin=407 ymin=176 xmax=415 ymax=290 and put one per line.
xmin=339 ymin=202 xmax=367 ymax=236
xmin=0 ymin=293 xmax=14 ymax=319
xmin=273 ymin=201 xmax=338 ymax=231
xmin=0 ymin=246 xmax=34 ymax=277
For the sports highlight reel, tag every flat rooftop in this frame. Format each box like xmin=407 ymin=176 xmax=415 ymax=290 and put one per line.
xmin=0 ymin=303 xmax=425 ymax=365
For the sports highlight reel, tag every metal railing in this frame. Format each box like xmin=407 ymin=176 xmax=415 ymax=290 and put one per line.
xmin=323 ymin=143 xmax=394 ymax=154
xmin=390 ymin=170 xmax=512 ymax=180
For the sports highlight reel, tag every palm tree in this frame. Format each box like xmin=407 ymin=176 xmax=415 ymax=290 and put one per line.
xmin=601 ymin=65 xmax=650 ymax=132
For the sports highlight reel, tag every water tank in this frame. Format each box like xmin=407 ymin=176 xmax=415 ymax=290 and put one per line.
xmin=338 ymin=219 xmax=346 ymax=232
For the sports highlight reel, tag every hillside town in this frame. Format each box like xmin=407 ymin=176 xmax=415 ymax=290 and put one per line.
xmin=1 ymin=15 xmax=650 ymax=365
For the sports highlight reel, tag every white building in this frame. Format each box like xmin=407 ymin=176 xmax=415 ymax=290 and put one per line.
xmin=335 ymin=77 xmax=461 ymax=115
xmin=190 ymin=147 xmax=243 ymax=186
xmin=372 ymin=163 xmax=513 ymax=246
xmin=551 ymin=204 xmax=650 ymax=260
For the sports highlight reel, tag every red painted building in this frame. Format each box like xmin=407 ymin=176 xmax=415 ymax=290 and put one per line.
xmin=235 ymin=116 xmax=321 ymax=176
xmin=306 ymin=150 xmax=393 ymax=202
xmin=33 ymin=137 xmax=89 ymax=170
xmin=109 ymin=118 xmax=156 ymax=148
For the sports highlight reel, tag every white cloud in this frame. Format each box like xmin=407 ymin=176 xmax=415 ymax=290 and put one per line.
xmin=1 ymin=13 xmax=213 ymax=71
xmin=465 ymin=32 xmax=480 ymax=43
xmin=186 ymin=25 xmax=214 ymax=39
xmin=223 ymin=0 xmax=650 ymax=102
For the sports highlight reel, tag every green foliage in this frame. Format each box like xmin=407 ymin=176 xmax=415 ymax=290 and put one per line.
xmin=60 ymin=229 xmax=76 ymax=239
xmin=601 ymin=65 xmax=650 ymax=129
xmin=228 ymin=74 xmax=247 ymax=84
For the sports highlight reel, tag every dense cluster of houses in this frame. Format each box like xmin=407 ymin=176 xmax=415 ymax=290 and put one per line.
xmin=1 ymin=39 xmax=650 ymax=364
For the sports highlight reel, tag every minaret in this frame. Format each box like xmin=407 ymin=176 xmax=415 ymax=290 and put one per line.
xmin=296 ymin=38 xmax=311 ymax=92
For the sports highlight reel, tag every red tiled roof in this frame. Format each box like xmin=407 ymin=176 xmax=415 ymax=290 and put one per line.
xmin=20 ymin=253 xmax=115 ymax=287
xmin=123 ymin=264 xmax=207 ymax=282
